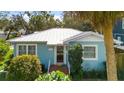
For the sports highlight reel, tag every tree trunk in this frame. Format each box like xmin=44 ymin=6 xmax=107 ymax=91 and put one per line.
xmin=103 ymin=26 xmax=118 ymax=80
xmin=6 ymin=29 xmax=11 ymax=40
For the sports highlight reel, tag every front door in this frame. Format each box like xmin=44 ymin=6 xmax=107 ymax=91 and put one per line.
xmin=57 ymin=46 xmax=64 ymax=63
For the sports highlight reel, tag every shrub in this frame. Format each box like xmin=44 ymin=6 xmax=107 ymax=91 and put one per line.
xmin=0 ymin=39 xmax=13 ymax=71
xmin=4 ymin=49 xmax=13 ymax=70
xmin=0 ymin=63 xmax=5 ymax=71
xmin=0 ymin=49 xmax=13 ymax=71
xmin=7 ymin=55 xmax=42 ymax=81
xmin=4 ymin=49 xmax=13 ymax=65
xmin=68 ymin=43 xmax=83 ymax=80
xmin=83 ymin=70 xmax=107 ymax=80
xmin=0 ymin=39 xmax=10 ymax=61
xmin=35 ymin=71 xmax=70 ymax=81
xmin=83 ymin=62 xmax=107 ymax=80
xmin=0 ymin=71 xmax=8 ymax=81
xmin=49 ymin=64 xmax=69 ymax=74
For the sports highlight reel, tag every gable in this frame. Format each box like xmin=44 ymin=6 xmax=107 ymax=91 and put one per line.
xmin=75 ymin=34 xmax=103 ymax=42
xmin=64 ymin=32 xmax=104 ymax=44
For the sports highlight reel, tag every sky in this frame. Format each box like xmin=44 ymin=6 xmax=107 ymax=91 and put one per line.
xmin=9 ymin=11 xmax=63 ymax=22
xmin=51 ymin=11 xmax=63 ymax=20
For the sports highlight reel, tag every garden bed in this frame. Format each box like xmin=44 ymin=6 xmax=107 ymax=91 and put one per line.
xmin=49 ymin=64 xmax=69 ymax=74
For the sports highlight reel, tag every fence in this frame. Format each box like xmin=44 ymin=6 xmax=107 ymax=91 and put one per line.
xmin=116 ymin=53 xmax=124 ymax=80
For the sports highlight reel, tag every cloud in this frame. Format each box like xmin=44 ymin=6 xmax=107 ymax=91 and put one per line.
xmin=23 ymin=14 xmax=29 ymax=22
xmin=54 ymin=15 xmax=63 ymax=21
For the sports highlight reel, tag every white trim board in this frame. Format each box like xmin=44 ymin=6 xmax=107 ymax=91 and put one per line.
xmin=54 ymin=45 xmax=66 ymax=65
xmin=64 ymin=45 xmax=66 ymax=64
xmin=54 ymin=46 xmax=57 ymax=64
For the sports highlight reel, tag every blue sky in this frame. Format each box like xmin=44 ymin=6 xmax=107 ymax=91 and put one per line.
xmin=51 ymin=11 xmax=63 ymax=16
xmin=51 ymin=11 xmax=63 ymax=20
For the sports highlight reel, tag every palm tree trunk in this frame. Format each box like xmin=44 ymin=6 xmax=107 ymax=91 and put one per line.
xmin=103 ymin=26 xmax=118 ymax=80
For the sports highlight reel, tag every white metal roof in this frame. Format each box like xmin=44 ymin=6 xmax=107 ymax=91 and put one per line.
xmin=64 ymin=31 xmax=123 ymax=44
xmin=8 ymin=28 xmax=122 ymax=45
xmin=114 ymin=45 xmax=124 ymax=50
xmin=8 ymin=28 xmax=82 ymax=45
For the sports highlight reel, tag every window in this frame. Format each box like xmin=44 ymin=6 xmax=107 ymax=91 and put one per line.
xmin=57 ymin=46 xmax=64 ymax=63
xmin=28 ymin=45 xmax=36 ymax=55
xmin=82 ymin=45 xmax=97 ymax=60
xmin=18 ymin=45 xmax=26 ymax=55
xmin=117 ymin=36 xmax=121 ymax=41
xmin=17 ymin=44 xmax=37 ymax=55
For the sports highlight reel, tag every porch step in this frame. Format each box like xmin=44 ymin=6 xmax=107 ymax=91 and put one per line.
xmin=49 ymin=64 xmax=69 ymax=74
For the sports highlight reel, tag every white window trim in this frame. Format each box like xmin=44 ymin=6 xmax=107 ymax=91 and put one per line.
xmin=82 ymin=45 xmax=98 ymax=61
xmin=54 ymin=46 xmax=57 ymax=64
xmin=16 ymin=44 xmax=37 ymax=56
xmin=64 ymin=45 xmax=66 ymax=64
xmin=16 ymin=44 xmax=26 ymax=56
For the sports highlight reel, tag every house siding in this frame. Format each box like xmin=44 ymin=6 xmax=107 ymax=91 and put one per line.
xmin=69 ymin=41 xmax=106 ymax=71
xmin=13 ymin=41 xmax=106 ymax=71
xmin=13 ymin=42 xmax=55 ymax=69
xmin=37 ymin=43 xmax=54 ymax=69
xmin=113 ymin=19 xmax=124 ymax=43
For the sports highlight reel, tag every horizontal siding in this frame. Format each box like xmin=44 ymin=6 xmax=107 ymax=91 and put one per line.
xmin=13 ymin=42 xmax=55 ymax=69
xmin=13 ymin=40 xmax=106 ymax=71
xmin=37 ymin=43 xmax=54 ymax=69
xmin=113 ymin=19 xmax=124 ymax=43
xmin=69 ymin=41 xmax=106 ymax=71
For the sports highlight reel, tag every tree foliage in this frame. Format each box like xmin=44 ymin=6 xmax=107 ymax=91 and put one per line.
xmin=63 ymin=12 xmax=94 ymax=31
xmin=0 ymin=39 xmax=10 ymax=61
xmin=0 ymin=39 xmax=13 ymax=71
xmin=0 ymin=11 xmax=63 ymax=40
xmin=65 ymin=11 xmax=124 ymax=80
xmin=68 ymin=43 xmax=83 ymax=80
xmin=28 ymin=11 xmax=62 ymax=31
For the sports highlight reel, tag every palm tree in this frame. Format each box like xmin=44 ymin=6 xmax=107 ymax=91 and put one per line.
xmin=67 ymin=11 xmax=124 ymax=80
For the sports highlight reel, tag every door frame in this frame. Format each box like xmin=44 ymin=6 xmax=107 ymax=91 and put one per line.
xmin=54 ymin=45 xmax=66 ymax=65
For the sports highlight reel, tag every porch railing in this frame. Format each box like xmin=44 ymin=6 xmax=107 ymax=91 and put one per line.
xmin=47 ymin=60 xmax=51 ymax=73
xmin=67 ymin=61 xmax=70 ymax=74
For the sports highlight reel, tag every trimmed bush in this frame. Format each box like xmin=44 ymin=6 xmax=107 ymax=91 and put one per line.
xmin=68 ymin=43 xmax=83 ymax=80
xmin=35 ymin=71 xmax=70 ymax=81
xmin=7 ymin=55 xmax=41 ymax=81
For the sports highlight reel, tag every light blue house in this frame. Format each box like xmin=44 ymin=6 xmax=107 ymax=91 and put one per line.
xmin=8 ymin=28 xmax=122 ymax=72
